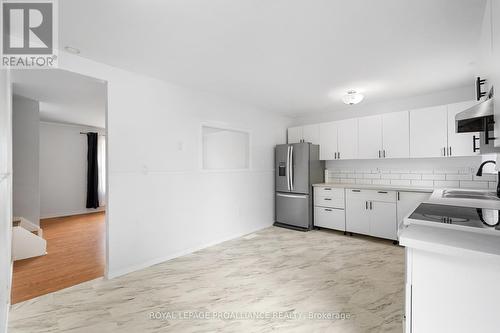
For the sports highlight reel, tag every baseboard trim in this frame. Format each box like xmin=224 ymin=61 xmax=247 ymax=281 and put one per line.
xmin=40 ymin=208 xmax=106 ymax=220
xmin=107 ymin=222 xmax=272 ymax=279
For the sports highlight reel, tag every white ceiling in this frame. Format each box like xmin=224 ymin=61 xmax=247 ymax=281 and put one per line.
xmin=59 ymin=0 xmax=486 ymax=115
xmin=12 ymin=69 xmax=106 ymax=128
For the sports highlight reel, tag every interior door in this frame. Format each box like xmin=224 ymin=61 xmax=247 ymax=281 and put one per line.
xmin=370 ymin=201 xmax=397 ymax=240
xmin=447 ymin=101 xmax=480 ymax=157
xmin=275 ymin=144 xmax=290 ymax=192
xmin=358 ymin=115 xmax=382 ymax=159
xmin=410 ymin=106 xmax=448 ymax=158
xmin=290 ymin=143 xmax=310 ymax=194
xmin=383 ymin=111 xmax=410 ymax=158
xmin=337 ymin=118 xmax=358 ymax=160
xmin=276 ymin=192 xmax=310 ymax=228
xmin=319 ymin=121 xmax=338 ymax=160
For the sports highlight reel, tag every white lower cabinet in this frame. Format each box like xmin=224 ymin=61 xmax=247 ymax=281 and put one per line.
xmin=396 ymin=191 xmax=431 ymax=229
xmin=314 ymin=207 xmax=345 ymax=230
xmin=345 ymin=189 xmax=398 ymax=240
xmin=313 ymin=187 xmax=345 ymax=231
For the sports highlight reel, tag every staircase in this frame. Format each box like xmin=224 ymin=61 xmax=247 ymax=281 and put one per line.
xmin=12 ymin=217 xmax=47 ymax=261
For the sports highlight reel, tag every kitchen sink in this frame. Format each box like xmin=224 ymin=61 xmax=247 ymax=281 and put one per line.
xmin=442 ymin=190 xmax=500 ymax=201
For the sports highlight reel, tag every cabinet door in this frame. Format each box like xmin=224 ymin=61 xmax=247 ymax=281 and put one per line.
xmin=287 ymin=126 xmax=303 ymax=144
xmin=410 ymin=106 xmax=448 ymax=158
xmin=302 ymin=124 xmax=320 ymax=144
xmin=370 ymin=201 xmax=397 ymax=240
xmin=383 ymin=111 xmax=410 ymax=158
xmin=337 ymin=118 xmax=358 ymax=160
xmin=358 ymin=115 xmax=382 ymax=159
xmin=447 ymin=101 xmax=480 ymax=157
xmin=319 ymin=122 xmax=338 ymax=160
xmin=396 ymin=191 xmax=431 ymax=227
xmin=314 ymin=207 xmax=345 ymax=231
xmin=345 ymin=190 xmax=370 ymax=234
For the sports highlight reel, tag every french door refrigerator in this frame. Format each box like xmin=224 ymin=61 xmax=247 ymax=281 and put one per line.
xmin=275 ymin=143 xmax=324 ymax=230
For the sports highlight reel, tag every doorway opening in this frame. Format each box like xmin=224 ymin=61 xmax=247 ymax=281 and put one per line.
xmin=10 ymin=69 xmax=108 ymax=304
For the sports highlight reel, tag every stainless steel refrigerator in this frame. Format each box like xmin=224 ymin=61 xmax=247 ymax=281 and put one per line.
xmin=275 ymin=143 xmax=324 ymax=230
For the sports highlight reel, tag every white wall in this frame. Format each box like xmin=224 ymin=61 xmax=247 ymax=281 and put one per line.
xmin=55 ymin=54 xmax=289 ymax=278
xmin=290 ymin=85 xmax=474 ymax=125
xmin=39 ymin=122 xmax=105 ymax=218
xmin=12 ymin=95 xmax=40 ymax=226
xmin=0 ymin=70 xmax=12 ymax=333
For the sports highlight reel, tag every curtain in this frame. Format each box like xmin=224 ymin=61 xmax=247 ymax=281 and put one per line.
xmin=86 ymin=132 xmax=99 ymax=209
xmin=97 ymin=135 xmax=106 ymax=207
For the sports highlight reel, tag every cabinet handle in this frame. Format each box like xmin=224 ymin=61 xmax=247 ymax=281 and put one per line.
xmin=448 ymin=146 xmax=452 ymax=156
xmin=334 ymin=152 xmax=337 ymax=159
xmin=324 ymin=198 xmax=332 ymax=201
xmin=442 ymin=147 xmax=446 ymax=156
xmin=325 ymin=208 xmax=332 ymax=212
xmin=324 ymin=188 xmax=332 ymax=190
xmin=377 ymin=191 xmax=388 ymax=194
xmin=352 ymin=189 xmax=361 ymax=192
xmin=383 ymin=150 xmax=386 ymax=158
xmin=378 ymin=150 xmax=381 ymax=158
xmin=473 ymin=135 xmax=480 ymax=152
xmin=365 ymin=201 xmax=368 ymax=210
xmin=397 ymin=192 xmax=400 ymax=201
xmin=338 ymin=152 xmax=341 ymax=159
xmin=369 ymin=201 xmax=373 ymax=210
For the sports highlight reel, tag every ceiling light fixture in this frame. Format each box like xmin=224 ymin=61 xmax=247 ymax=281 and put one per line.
xmin=342 ymin=90 xmax=364 ymax=105
xmin=64 ymin=46 xmax=80 ymax=54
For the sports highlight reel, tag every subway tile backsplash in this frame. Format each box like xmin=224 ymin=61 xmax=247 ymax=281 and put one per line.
xmin=325 ymin=167 xmax=497 ymax=189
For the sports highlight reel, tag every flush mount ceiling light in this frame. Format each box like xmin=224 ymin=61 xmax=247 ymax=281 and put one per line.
xmin=64 ymin=46 xmax=80 ymax=54
xmin=342 ymin=90 xmax=364 ymax=105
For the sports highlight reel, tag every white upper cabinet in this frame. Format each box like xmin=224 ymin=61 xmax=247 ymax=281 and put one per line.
xmin=358 ymin=115 xmax=383 ymax=159
xmin=447 ymin=101 xmax=480 ymax=157
xmin=337 ymin=118 xmax=358 ymax=160
xmin=382 ymin=111 xmax=410 ymax=158
xmin=287 ymin=126 xmax=302 ymax=144
xmin=319 ymin=121 xmax=338 ymax=160
xmin=302 ymin=124 xmax=320 ymax=144
xmin=410 ymin=105 xmax=448 ymax=158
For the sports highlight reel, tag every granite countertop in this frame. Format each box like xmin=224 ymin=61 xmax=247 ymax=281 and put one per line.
xmin=312 ymin=182 xmax=434 ymax=193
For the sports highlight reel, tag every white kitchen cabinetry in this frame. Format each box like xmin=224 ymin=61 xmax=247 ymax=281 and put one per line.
xmin=313 ymin=187 xmax=345 ymax=231
xmin=319 ymin=122 xmax=338 ymax=160
xmin=337 ymin=118 xmax=358 ymax=160
xmin=382 ymin=111 xmax=410 ymax=158
xmin=287 ymin=126 xmax=303 ymax=144
xmin=410 ymin=105 xmax=448 ymax=158
xmin=287 ymin=125 xmax=320 ymax=144
xmin=358 ymin=115 xmax=383 ymax=159
xmin=345 ymin=189 xmax=398 ymax=240
xmin=396 ymin=191 xmax=431 ymax=229
xmin=302 ymin=124 xmax=320 ymax=144
xmin=447 ymin=101 xmax=480 ymax=157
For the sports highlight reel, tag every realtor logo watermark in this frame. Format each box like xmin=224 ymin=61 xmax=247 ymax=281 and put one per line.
xmin=1 ymin=0 xmax=58 ymax=68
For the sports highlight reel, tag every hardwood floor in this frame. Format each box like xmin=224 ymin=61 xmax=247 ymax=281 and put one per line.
xmin=11 ymin=212 xmax=105 ymax=304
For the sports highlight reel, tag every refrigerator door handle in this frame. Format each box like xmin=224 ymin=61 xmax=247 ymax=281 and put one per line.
xmin=286 ymin=145 xmax=291 ymax=191
xmin=276 ymin=193 xmax=308 ymax=199
xmin=290 ymin=145 xmax=294 ymax=191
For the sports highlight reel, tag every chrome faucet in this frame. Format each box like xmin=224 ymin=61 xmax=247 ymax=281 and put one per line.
xmin=476 ymin=160 xmax=500 ymax=197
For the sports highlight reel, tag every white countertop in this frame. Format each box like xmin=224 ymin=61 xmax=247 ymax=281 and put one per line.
xmin=313 ymin=182 xmax=434 ymax=193
xmin=400 ymin=187 xmax=500 ymax=258
xmin=399 ymin=224 xmax=500 ymax=259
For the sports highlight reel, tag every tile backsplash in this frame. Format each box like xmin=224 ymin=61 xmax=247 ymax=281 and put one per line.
xmin=325 ymin=167 xmax=498 ymax=190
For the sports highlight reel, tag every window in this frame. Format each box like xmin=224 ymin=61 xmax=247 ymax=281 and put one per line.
xmin=202 ymin=126 xmax=249 ymax=170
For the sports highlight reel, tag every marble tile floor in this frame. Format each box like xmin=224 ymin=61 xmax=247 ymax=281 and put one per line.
xmin=9 ymin=227 xmax=405 ymax=333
